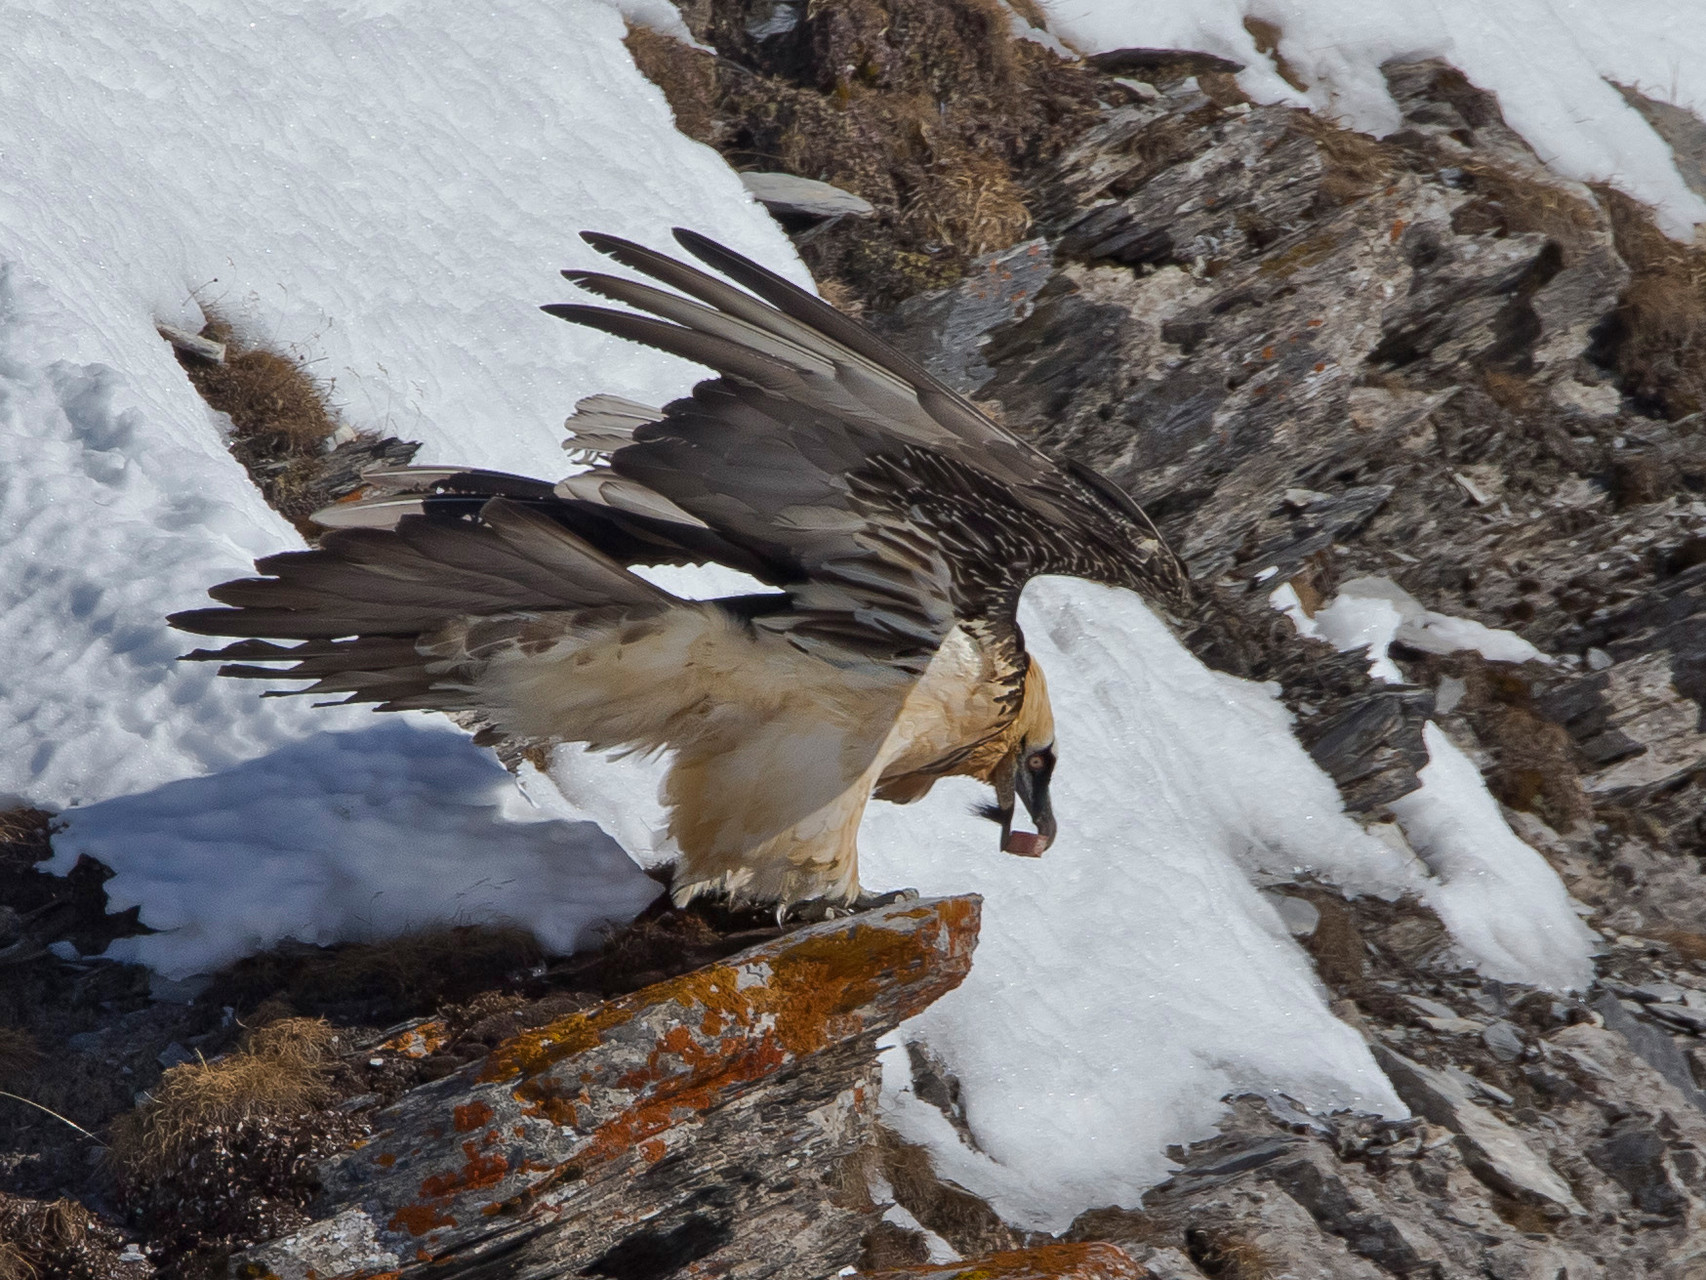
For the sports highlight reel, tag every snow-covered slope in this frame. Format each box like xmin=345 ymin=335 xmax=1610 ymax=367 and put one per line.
xmin=1 ymin=0 xmax=800 ymax=810
xmin=18 ymin=0 xmax=1606 ymax=1231
xmin=870 ymin=580 xmax=1415 ymax=1227
xmin=1038 ymin=0 xmax=1706 ymax=239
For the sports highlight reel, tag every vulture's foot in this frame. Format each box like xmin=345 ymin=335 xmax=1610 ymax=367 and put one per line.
xmin=853 ymin=887 xmax=920 ymax=911
xmin=776 ymin=887 xmax=919 ymax=926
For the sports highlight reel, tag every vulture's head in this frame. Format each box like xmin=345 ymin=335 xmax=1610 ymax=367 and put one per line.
xmin=984 ymin=658 xmax=1057 ymax=857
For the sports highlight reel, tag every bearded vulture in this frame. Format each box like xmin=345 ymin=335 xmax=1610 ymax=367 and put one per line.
xmin=171 ymin=230 xmax=1192 ymax=909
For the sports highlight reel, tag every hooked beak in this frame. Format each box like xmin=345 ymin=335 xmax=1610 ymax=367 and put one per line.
xmin=1009 ymin=750 xmax=1056 ymax=856
xmin=979 ymin=747 xmax=1057 ymax=857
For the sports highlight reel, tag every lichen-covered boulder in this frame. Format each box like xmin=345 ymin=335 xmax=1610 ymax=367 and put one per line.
xmin=233 ymin=896 xmax=980 ymax=1279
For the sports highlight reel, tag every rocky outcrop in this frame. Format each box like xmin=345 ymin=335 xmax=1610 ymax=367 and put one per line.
xmin=881 ymin=55 xmax=1706 ymax=930
xmin=1051 ymin=997 xmax=1706 ymax=1279
xmin=231 ymin=896 xmax=979 ymax=1279
xmin=860 ymin=47 xmax=1706 ymax=1278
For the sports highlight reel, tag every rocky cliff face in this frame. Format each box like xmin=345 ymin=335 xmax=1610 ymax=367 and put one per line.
xmin=868 ymin=45 xmax=1706 ymax=1280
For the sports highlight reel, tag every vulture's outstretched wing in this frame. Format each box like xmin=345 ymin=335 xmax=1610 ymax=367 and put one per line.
xmin=173 ymin=228 xmax=1190 ymax=723
xmin=541 ymin=229 xmax=1189 ymax=669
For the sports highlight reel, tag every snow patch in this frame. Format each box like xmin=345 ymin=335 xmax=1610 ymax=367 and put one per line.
xmin=0 ymin=0 xmax=800 ymax=811
xmin=1274 ymin=575 xmax=1545 ymax=681
xmin=48 ymin=721 xmax=662 ymax=980
xmin=1391 ymin=724 xmax=1597 ymax=990
xmin=858 ymin=579 xmax=1417 ymax=1228
xmin=1037 ymin=0 xmax=1706 ymax=239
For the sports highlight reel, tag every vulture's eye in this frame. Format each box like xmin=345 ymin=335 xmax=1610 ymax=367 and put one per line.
xmin=1027 ymin=752 xmax=1049 ymax=771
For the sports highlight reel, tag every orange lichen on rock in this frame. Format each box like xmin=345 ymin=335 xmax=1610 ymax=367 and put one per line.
xmin=477 ymin=1003 xmax=631 ymax=1084
xmin=512 ymin=1075 xmax=584 ymax=1127
xmin=419 ymin=1141 xmax=510 ymax=1198
xmin=380 ymin=1021 xmax=449 ymax=1060
xmin=268 ymin=899 xmax=981 ymax=1274
xmin=453 ymin=1102 xmax=494 ymax=1133
xmin=387 ymin=1203 xmax=455 ymax=1237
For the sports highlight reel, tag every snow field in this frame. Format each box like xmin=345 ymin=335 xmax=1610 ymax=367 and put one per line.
xmin=1037 ymin=0 xmax=1706 ymax=239
xmin=1 ymin=0 xmax=802 ymax=809
xmin=867 ymin=579 xmax=1413 ymax=1228
xmin=863 ymin=579 xmax=1595 ymax=1226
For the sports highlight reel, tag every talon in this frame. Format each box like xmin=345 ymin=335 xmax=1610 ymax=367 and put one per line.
xmin=853 ymin=888 xmax=921 ymax=910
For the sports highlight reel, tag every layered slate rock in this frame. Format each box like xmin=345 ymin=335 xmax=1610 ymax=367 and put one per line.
xmin=870 ymin=53 xmax=1706 ymax=1276
xmin=232 ymin=896 xmax=980 ymax=1279
xmin=881 ymin=55 xmax=1706 ymax=899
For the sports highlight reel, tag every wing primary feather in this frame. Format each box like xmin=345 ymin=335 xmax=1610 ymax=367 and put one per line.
xmin=572 ymin=237 xmax=915 ymax=393
xmin=562 ymin=271 xmax=836 ymax=376
xmin=664 ymin=229 xmax=1051 ymax=459
xmin=666 ymin=228 xmax=951 ymax=396
xmin=540 ymin=303 xmax=802 ymax=393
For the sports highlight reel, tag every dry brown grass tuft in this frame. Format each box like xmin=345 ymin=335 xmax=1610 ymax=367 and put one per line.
xmin=624 ymin=0 xmax=1099 ymax=308
xmin=624 ymin=26 xmax=721 ymax=146
xmin=1243 ymin=17 xmax=1307 ymax=93
xmin=0 ymin=810 xmax=55 ymax=869
xmin=858 ymin=1219 xmax=932 ymax=1271
xmin=209 ymin=923 xmax=546 ymax=1024
xmin=0 ymin=1195 xmax=137 ymax=1280
xmin=1450 ymin=160 xmax=1602 ymax=247
xmin=1591 ymin=185 xmax=1706 ymax=420
xmin=1301 ymin=896 xmax=1367 ymax=989
xmin=1453 ymin=659 xmax=1592 ymax=830
xmin=110 ymin=1018 xmax=362 ymax=1277
xmin=112 ymin=1018 xmax=337 ymax=1181
xmin=813 ymin=276 xmax=866 ymax=317
xmin=1186 ymin=1224 xmax=1272 ymax=1279
xmin=170 ymin=316 xmax=395 ymax=532
xmin=1651 ymin=928 xmax=1706 ymax=963
xmin=1291 ymin=114 xmax=1399 ymax=208
xmin=873 ymin=1128 xmax=1022 ymax=1258
xmin=181 ymin=318 xmax=339 ymax=453
xmin=900 ymin=149 xmax=1033 ymax=257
